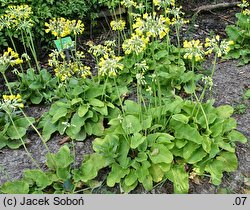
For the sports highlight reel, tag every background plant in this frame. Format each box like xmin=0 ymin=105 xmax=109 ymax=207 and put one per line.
xmin=225 ymin=0 xmax=250 ymax=65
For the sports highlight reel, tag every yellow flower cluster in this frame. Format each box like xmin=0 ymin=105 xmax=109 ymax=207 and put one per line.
xmin=243 ymin=9 xmax=250 ymax=15
xmin=183 ymin=39 xmax=204 ymax=62
xmin=238 ymin=0 xmax=249 ymax=9
xmin=121 ymin=0 xmax=137 ymax=8
xmin=48 ymin=50 xmax=91 ymax=81
xmin=45 ymin=18 xmax=84 ymax=38
xmin=98 ymin=56 xmax=124 ymax=77
xmin=1 ymin=94 xmax=24 ymax=109
xmin=133 ymin=13 xmax=170 ymax=39
xmin=88 ymin=40 xmax=116 ymax=59
xmin=122 ymin=34 xmax=149 ymax=55
xmin=110 ymin=19 xmax=126 ymax=31
xmin=0 ymin=47 xmax=23 ymax=71
xmin=0 ymin=5 xmax=33 ymax=31
xmin=205 ymin=35 xmax=234 ymax=57
xmin=153 ymin=0 xmax=175 ymax=9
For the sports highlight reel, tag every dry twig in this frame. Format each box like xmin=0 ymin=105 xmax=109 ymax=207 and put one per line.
xmin=193 ymin=2 xmax=241 ymax=14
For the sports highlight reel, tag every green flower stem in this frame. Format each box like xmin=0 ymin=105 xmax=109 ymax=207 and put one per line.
xmin=21 ymin=31 xmax=28 ymax=56
xmin=101 ymin=76 xmax=109 ymax=100
xmin=113 ymin=77 xmax=130 ymax=143
xmin=28 ymin=31 xmax=40 ymax=71
xmin=74 ymin=35 xmax=77 ymax=54
xmin=7 ymin=30 xmax=24 ymax=72
xmin=118 ymin=32 xmax=121 ymax=55
xmin=199 ymin=55 xmax=217 ymax=102
xmin=209 ymin=55 xmax=218 ymax=98
xmin=194 ymin=91 xmax=210 ymax=132
xmin=136 ymin=81 xmax=142 ymax=121
xmin=190 ymin=59 xmax=210 ymax=132
xmin=20 ymin=110 xmax=57 ymax=168
xmin=2 ymin=72 xmax=13 ymax=95
xmin=7 ymin=112 xmax=41 ymax=169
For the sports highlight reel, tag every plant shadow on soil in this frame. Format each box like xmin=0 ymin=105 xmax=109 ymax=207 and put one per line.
xmin=0 ymin=0 xmax=249 ymax=194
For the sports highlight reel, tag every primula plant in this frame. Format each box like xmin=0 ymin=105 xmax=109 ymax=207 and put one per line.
xmin=226 ymin=0 xmax=250 ymax=65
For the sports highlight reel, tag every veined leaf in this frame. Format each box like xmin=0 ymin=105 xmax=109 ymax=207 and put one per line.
xmin=166 ymin=164 xmax=189 ymax=194
xmin=107 ymin=163 xmax=130 ymax=187
xmin=172 ymin=114 xmax=189 ymax=124
xmin=149 ymin=144 xmax=173 ymax=164
xmin=1 ymin=180 xmax=29 ymax=194
xmin=227 ymin=130 xmax=247 ymax=143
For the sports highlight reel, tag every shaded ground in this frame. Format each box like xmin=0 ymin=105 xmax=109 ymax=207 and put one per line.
xmin=0 ymin=0 xmax=249 ymax=193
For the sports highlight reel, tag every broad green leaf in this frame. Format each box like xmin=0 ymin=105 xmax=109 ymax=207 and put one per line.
xmin=91 ymin=121 xmax=104 ymax=136
xmin=227 ymin=130 xmax=247 ymax=143
xmin=78 ymin=104 xmax=89 ymax=117
xmin=7 ymin=125 xmax=26 ymax=139
xmin=209 ymin=143 xmax=220 ymax=159
xmin=226 ymin=25 xmax=240 ymax=41
xmin=124 ymin=100 xmax=141 ymax=114
xmin=186 ymin=148 xmax=207 ymax=164
xmin=70 ymin=113 xmax=85 ymax=134
xmin=1 ymin=181 xmax=29 ymax=194
xmin=244 ymin=89 xmax=250 ymax=99
xmin=46 ymin=145 xmax=74 ymax=169
xmin=40 ymin=115 xmax=57 ymax=141
xmin=75 ymin=153 xmax=108 ymax=182
xmin=57 ymin=167 xmax=70 ymax=180
xmin=89 ymin=98 xmax=105 ymax=107
xmin=172 ymin=114 xmax=189 ymax=124
xmin=51 ymin=107 xmax=68 ymax=124
xmin=223 ymin=118 xmax=237 ymax=133
xmin=205 ymin=152 xmax=238 ymax=185
xmin=24 ymin=169 xmax=52 ymax=189
xmin=93 ymin=134 xmax=119 ymax=158
xmin=216 ymin=105 xmax=234 ymax=119
xmin=170 ymin=121 xmax=203 ymax=144
xmin=183 ymin=142 xmax=200 ymax=159
xmin=198 ymin=113 xmax=217 ymax=128
xmin=30 ymin=93 xmax=43 ymax=104
xmin=135 ymin=152 xmax=148 ymax=162
xmin=135 ymin=161 xmax=151 ymax=183
xmin=153 ymin=50 xmax=168 ymax=60
xmin=131 ymin=133 xmax=146 ymax=149
xmin=205 ymin=160 xmax=223 ymax=185
xmin=6 ymin=139 xmax=23 ymax=149
xmin=107 ymin=163 xmax=130 ymax=187
xmin=122 ymin=115 xmax=142 ymax=134
xmin=149 ymin=164 xmax=164 ymax=182
xmin=117 ymin=138 xmax=130 ymax=167
xmin=156 ymin=133 xmax=175 ymax=144
xmin=166 ymin=164 xmax=189 ymax=194
xmin=149 ymin=144 xmax=173 ymax=164
xmin=202 ymin=136 xmax=211 ymax=153
xmin=142 ymin=115 xmax=152 ymax=130
xmin=141 ymin=175 xmax=153 ymax=191
xmin=85 ymin=87 xmax=103 ymax=98
xmin=121 ymin=180 xmax=138 ymax=193
xmin=93 ymin=106 xmax=108 ymax=115
xmin=71 ymin=98 xmax=82 ymax=105
xmin=218 ymin=141 xmax=235 ymax=153
xmin=14 ymin=117 xmax=35 ymax=129
xmin=210 ymin=122 xmax=223 ymax=137
xmin=0 ymin=135 xmax=8 ymax=149
xmin=216 ymin=151 xmax=238 ymax=172
xmin=124 ymin=169 xmax=137 ymax=186
xmin=175 ymin=139 xmax=188 ymax=149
